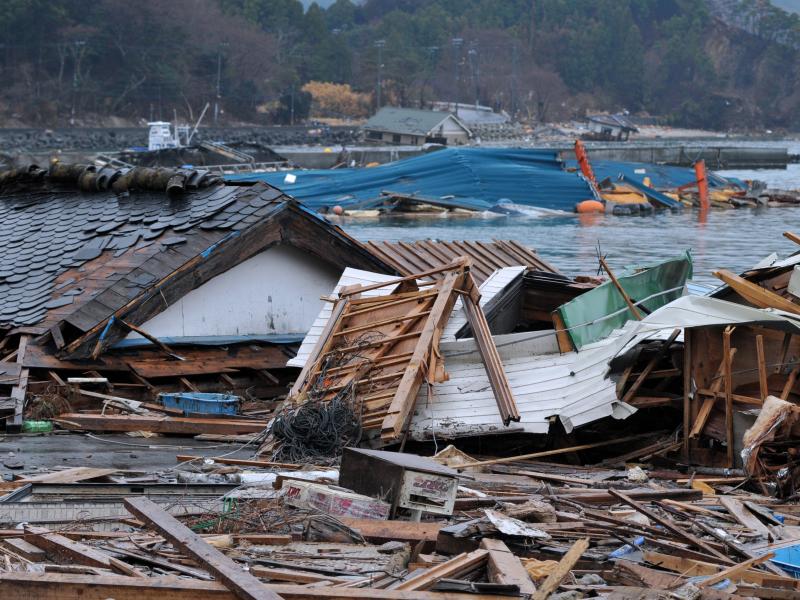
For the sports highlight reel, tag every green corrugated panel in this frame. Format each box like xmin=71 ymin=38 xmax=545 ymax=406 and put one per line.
xmin=557 ymin=251 xmax=692 ymax=349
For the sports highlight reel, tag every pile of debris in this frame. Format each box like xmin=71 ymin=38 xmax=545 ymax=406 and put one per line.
xmin=1 ymin=446 xmax=799 ymax=599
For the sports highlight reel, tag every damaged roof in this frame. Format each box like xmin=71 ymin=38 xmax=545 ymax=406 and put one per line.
xmin=363 ymin=239 xmax=558 ymax=284
xmin=0 ymin=164 xmax=390 ymax=349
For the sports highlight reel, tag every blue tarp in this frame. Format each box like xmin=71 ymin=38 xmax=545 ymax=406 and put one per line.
xmin=229 ymin=148 xmax=596 ymax=212
xmin=567 ymin=159 xmax=743 ymax=190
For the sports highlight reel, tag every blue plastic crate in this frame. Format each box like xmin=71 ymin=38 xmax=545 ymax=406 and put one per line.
xmin=159 ymin=392 xmax=240 ymax=416
xmin=771 ymin=544 xmax=800 ymax=579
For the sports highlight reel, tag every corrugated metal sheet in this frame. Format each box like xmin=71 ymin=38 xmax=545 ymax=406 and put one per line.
xmin=364 ymin=239 xmax=558 ymax=285
xmin=229 ymin=148 xmax=595 ymax=212
xmin=566 ymin=159 xmax=742 ymax=190
xmin=411 ymin=295 xmax=800 ymax=442
xmin=409 ymin=328 xmax=637 ymax=440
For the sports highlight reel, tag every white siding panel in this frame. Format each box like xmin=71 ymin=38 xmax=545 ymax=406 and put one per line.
xmin=127 ymin=245 xmax=340 ymax=339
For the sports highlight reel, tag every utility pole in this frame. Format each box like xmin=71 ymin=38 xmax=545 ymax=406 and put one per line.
xmin=468 ymin=44 xmax=479 ymax=106
xmin=451 ymin=37 xmax=463 ymax=115
xmin=214 ymin=42 xmax=228 ymax=124
xmin=374 ymin=39 xmax=385 ymax=110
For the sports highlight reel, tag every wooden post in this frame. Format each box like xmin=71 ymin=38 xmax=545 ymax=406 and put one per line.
xmin=683 ymin=329 xmax=692 ymax=460
xmin=599 ymin=256 xmax=642 ymax=320
xmin=756 ymin=334 xmax=768 ymax=401
xmin=124 ymin=496 xmax=282 ymax=600
xmin=723 ymin=327 xmax=735 ymax=468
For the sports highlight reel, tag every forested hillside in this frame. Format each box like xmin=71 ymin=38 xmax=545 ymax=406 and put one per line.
xmin=1 ymin=0 xmax=799 ymax=129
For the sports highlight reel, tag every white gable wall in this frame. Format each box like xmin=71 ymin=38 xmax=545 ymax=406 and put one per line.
xmin=126 ymin=244 xmax=340 ymax=339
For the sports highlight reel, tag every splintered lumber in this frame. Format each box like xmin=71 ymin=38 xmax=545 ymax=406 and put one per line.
xmin=462 ymin=432 xmax=659 ymax=468
xmin=381 ymin=264 xmax=467 ymax=441
xmin=480 ymin=539 xmax=536 ymax=596
xmin=21 ymin=467 xmax=117 ymax=484
xmin=690 ymin=349 xmax=737 ymax=439
xmin=461 ymin=277 xmax=520 ymax=425
xmin=337 ymin=518 xmax=442 ymax=544
xmin=713 ymin=269 xmax=800 ymax=315
xmin=23 ymin=526 xmax=142 ymax=577
xmin=698 ymin=553 xmax=775 ymax=588
xmin=117 ymin=318 xmax=185 ymax=361
xmin=531 ymin=538 xmax=589 ymax=600
xmin=643 ymin=551 xmax=798 ymax=589
xmin=607 ymin=489 xmax=732 ymax=564
xmin=394 ymin=549 xmax=489 ymax=591
xmin=54 ymin=414 xmax=267 ymax=435
xmin=0 ymin=573 xmax=516 ymax=600
xmin=124 ymin=496 xmax=282 ymax=600
xmin=718 ymin=496 xmax=771 ymax=538
xmin=621 ymin=329 xmax=680 ymax=404
xmin=9 ymin=335 xmax=30 ymax=429
xmin=176 ymin=455 xmax=306 ymax=470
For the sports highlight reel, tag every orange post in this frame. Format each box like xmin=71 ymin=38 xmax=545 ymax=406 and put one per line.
xmin=574 ymin=140 xmax=597 ymax=187
xmin=694 ymin=160 xmax=710 ymax=212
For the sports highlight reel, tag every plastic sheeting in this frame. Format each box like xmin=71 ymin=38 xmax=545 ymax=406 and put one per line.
xmin=230 ymin=148 xmax=596 ymax=212
xmin=557 ymin=251 xmax=693 ymax=349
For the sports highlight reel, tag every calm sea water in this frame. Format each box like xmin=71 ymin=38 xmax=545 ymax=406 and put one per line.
xmin=340 ymin=160 xmax=800 ymax=285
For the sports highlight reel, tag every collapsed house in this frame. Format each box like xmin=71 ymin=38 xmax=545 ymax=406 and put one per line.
xmin=0 ymin=163 xmax=392 ymax=431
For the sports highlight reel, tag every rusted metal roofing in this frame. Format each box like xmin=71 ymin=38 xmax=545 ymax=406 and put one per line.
xmin=362 ymin=239 xmax=558 ymax=285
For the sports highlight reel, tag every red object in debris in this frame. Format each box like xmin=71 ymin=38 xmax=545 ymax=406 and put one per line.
xmin=574 ymin=140 xmax=598 ymax=187
xmin=694 ymin=160 xmax=710 ymax=212
xmin=332 ymin=205 xmax=344 ymax=215
xmin=576 ymin=199 xmax=605 ymax=213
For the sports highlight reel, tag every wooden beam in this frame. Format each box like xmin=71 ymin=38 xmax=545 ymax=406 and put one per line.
xmin=756 ymin=334 xmax=769 ymax=400
xmin=713 ymin=269 xmax=800 ymax=315
xmin=480 ymin=539 xmax=536 ymax=596
xmin=698 ymin=553 xmax=775 ymax=588
xmin=689 ymin=348 xmax=737 ymax=439
xmin=124 ymin=496 xmax=282 ymax=600
xmin=599 ymin=257 xmax=642 ymax=320
xmin=462 ymin=432 xmax=659 ymax=468
xmin=621 ymin=329 xmax=680 ymax=404
xmin=608 ymin=489 xmax=732 ymax=564
xmin=118 ymin=319 xmax=185 ymax=361
xmin=531 ymin=538 xmax=589 ymax=600
xmin=718 ymin=496 xmax=771 ymax=538
xmin=723 ymin=326 xmax=735 ymax=468
xmin=23 ymin=526 xmax=141 ymax=577
xmin=783 ymin=231 xmax=800 ymax=246
xmin=8 ymin=335 xmax=30 ymax=430
xmin=0 ymin=573 xmax=513 ymax=600
xmin=393 ymin=549 xmax=488 ymax=591
xmin=461 ymin=274 xmax=520 ymax=425
xmin=54 ymin=414 xmax=267 ymax=435
xmin=682 ymin=330 xmax=691 ymax=459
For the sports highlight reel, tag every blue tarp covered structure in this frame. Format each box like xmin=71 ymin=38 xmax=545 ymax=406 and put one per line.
xmin=229 ymin=148 xmax=596 ymax=212
xmin=566 ymin=159 xmax=742 ymax=189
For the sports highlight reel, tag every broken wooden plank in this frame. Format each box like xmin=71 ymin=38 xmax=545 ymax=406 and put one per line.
xmin=338 ymin=518 xmax=442 ymax=545
xmin=718 ymin=496 xmax=771 ymax=538
xmin=480 ymin=538 xmax=536 ymax=596
xmin=54 ymin=414 xmax=267 ymax=435
xmin=9 ymin=335 xmax=30 ymax=430
xmin=124 ymin=496 xmax=283 ymax=600
xmin=698 ymin=552 xmax=775 ymax=588
xmin=756 ymin=334 xmax=769 ymax=400
xmin=0 ymin=572 xmax=516 ymax=600
xmin=643 ymin=551 xmax=798 ymax=589
xmin=23 ymin=526 xmax=142 ymax=577
xmin=21 ymin=467 xmax=117 ymax=484
xmin=607 ymin=489 xmax=732 ymax=564
xmin=531 ymin=538 xmax=589 ymax=600
xmin=461 ymin=275 xmax=520 ymax=425
xmin=0 ymin=537 xmax=46 ymax=561
xmin=713 ymin=269 xmax=800 ymax=315
xmin=394 ymin=549 xmax=489 ymax=591
xmin=599 ymin=257 xmax=642 ymax=320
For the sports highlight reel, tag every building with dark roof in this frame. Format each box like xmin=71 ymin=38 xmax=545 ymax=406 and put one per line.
xmin=584 ymin=113 xmax=639 ymax=141
xmin=362 ymin=107 xmax=471 ymax=146
xmin=0 ymin=163 xmax=392 ymax=428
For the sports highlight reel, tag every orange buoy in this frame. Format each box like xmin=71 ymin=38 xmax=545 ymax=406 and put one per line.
xmin=575 ymin=200 xmax=605 ymax=213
